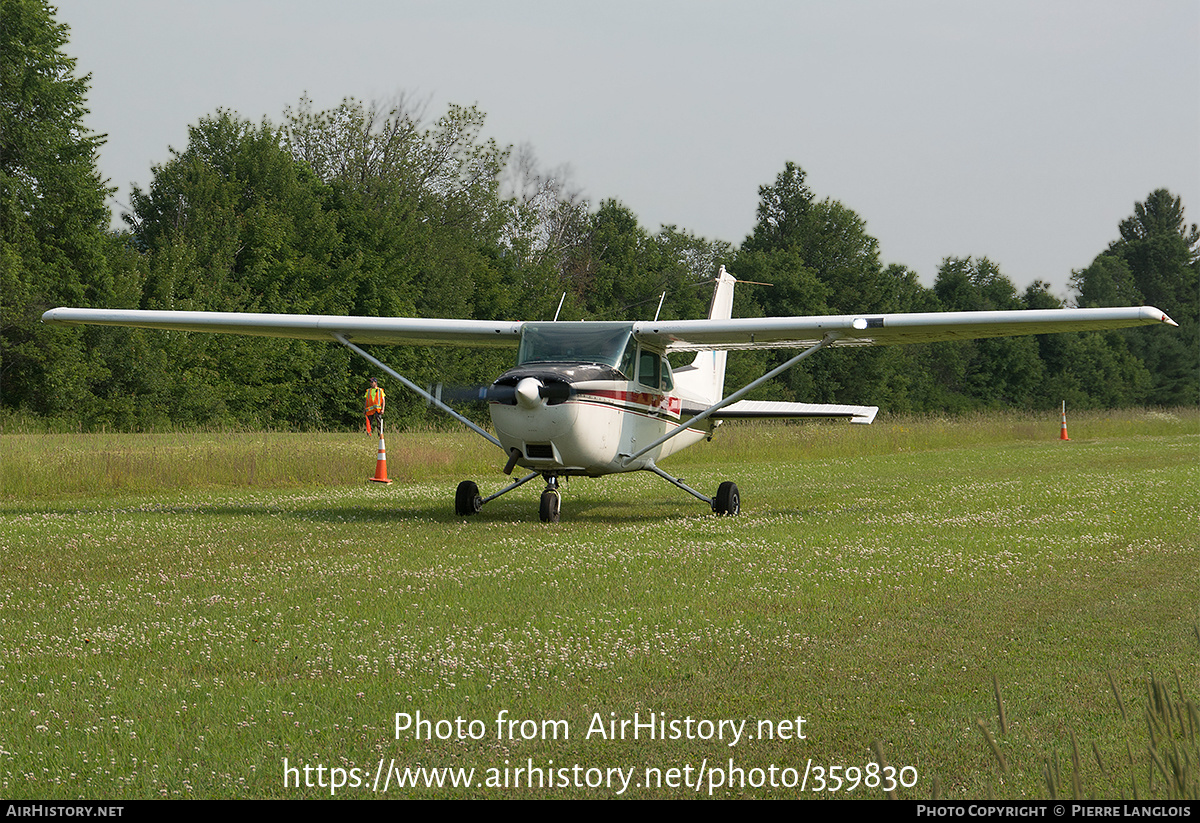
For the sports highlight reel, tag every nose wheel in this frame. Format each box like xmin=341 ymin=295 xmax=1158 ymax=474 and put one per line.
xmin=539 ymin=476 xmax=561 ymax=524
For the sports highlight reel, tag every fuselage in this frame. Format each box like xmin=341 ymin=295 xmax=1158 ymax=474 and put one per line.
xmin=488 ymin=362 xmax=711 ymax=476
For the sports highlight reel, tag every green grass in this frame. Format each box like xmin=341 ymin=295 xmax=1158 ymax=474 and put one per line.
xmin=0 ymin=408 xmax=1196 ymax=798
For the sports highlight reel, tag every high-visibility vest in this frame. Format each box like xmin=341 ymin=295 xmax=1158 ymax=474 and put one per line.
xmin=365 ymin=386 xmax=385 ymax=414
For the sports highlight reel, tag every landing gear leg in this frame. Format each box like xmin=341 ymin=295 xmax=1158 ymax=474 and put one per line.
xmin=642 ymin=460 xmax=739 ymax=516
xmin=454 ymin=471 xmax=539 ymax=517
xmin=539 ymin=475 xmax=561 ymax=524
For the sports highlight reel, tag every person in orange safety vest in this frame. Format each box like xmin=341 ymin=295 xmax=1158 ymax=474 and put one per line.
xmin=364 ymin=377 xmax=386 ymax=434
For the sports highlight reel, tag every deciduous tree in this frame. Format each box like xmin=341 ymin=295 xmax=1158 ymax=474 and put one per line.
xmin=125 ymin=111 xmax=350 ymax=427
xmin=0 ymin=0 xmax=120 ymax=420
xmin=1071 ymin=190 xmax=1198 ymax=405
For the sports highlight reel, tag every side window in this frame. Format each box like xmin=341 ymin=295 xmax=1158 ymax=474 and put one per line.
xmin=660 ymin=357 xmax=673 ymax=392
xmin=637 ymin=350 xmax=660 ymax=389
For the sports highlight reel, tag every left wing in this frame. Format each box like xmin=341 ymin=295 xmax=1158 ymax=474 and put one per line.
xmin=40 ymin=308 xmax=522 ymax=347
xmin=634 ymin=306 xmax=1177 ymax=352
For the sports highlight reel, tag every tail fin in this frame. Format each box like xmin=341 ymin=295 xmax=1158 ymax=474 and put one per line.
xmin=673 ymin=266 xmax=735 ymax=405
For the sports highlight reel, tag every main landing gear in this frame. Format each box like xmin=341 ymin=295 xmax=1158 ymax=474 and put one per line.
xmin=453 ymin=469 xmax=739 ymax=522
xmin=712 ymin=480 xmax=740 ymax=516
xmin=454 ymin=480 xmax=482 ymax=516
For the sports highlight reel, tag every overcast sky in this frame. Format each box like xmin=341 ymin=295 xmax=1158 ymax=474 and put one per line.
xmin=54 ymin=0 xmax=1199 ymax=298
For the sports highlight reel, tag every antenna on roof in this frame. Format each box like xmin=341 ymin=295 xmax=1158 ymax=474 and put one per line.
xmin=653 ymin=292 xmax=667 ymax=322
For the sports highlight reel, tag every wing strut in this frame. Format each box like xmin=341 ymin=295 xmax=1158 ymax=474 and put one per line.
xmin=621 ymin=333 xmax=839 ymax=466
xmin=332 ymin=333 xmax=506 ymax=452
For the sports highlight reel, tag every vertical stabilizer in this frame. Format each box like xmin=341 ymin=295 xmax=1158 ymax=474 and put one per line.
xmin=673 ymin=266 xmax=735 ymax=404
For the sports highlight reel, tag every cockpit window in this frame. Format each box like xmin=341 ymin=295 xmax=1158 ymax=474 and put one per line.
xmin=518 ymin=322 xmax=634 ymax=368
xmin=617 ymin=337 xmax=637 ymax=379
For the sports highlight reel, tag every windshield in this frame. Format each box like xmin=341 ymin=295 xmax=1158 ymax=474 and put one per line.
xmin=518 ymin=322 xmax=634 ymax=369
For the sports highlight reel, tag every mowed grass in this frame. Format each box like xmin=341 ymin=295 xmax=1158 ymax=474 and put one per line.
xmin=0 ymin=408 xmax=1196 ymax=799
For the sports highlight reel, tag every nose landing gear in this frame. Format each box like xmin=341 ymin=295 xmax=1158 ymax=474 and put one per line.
xmin=538 ymin=476 xmax=562 ymax=524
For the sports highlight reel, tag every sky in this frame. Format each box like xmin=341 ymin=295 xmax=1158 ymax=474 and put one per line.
xmin=54 ymin=0 xmax=1199 ymax=299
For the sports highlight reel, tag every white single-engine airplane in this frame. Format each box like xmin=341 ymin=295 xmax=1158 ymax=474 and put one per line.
xmin=43 ymin=267 xmax=1176 ymax=522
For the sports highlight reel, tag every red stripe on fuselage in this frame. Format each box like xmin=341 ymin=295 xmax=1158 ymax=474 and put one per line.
xmin=574 ymin=389 xmax=682 ymax=418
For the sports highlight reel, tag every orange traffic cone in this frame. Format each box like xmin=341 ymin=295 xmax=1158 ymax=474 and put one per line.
xmin=368 ymin=436 xmax=393 ymax=484
xmin=1058 ymin=401 xmax=1070 ymax=441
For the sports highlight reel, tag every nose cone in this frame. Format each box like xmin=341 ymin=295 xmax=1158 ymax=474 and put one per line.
xmin=515 ymin=377 xmax=544 ymax=410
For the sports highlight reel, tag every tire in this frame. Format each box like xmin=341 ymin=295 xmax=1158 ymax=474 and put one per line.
xmin=455 ymin=480 xmax=482 ymax=516
xmin=713 ymin=481 xmax=740 ymax=516
xmin=539 ymin=489 xmax=561 ymax=524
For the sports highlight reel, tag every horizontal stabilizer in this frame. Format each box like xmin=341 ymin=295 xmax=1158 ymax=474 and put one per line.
xmin=704 ymin=400 xmax=879 ymax=424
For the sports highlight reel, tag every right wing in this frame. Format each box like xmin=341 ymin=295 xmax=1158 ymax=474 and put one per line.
xmin=39 ymin=308 xmax=523 ymax=348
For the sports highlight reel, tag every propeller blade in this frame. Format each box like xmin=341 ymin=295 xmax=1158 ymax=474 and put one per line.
xmin=538 ymin=381 xmax=573 ymax=403
xmin=487 ymin=383 xmax=518 ymax=403
xmin=428 ymin=383 xmax=505 ymax=404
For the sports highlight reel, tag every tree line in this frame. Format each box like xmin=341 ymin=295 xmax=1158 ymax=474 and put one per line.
xmin=2 ymin=2 xmax=1196 ymax=430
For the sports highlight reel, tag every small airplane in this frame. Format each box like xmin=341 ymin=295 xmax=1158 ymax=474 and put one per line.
xmin=43 ymin=267 xmax=1177 ymax=522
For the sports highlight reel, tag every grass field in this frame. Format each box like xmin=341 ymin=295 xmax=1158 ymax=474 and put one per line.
xmin=1 ymin=409 xmax=1197 ymax=799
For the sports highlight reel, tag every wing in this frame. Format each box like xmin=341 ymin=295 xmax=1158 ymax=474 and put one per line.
xmin=39 ymin=308 xmax=523 ymax=347
xmin=42 ymin=305 xmax=1176 ymax=352
xmin=634 ymin=306 xmax=1177 ymax=352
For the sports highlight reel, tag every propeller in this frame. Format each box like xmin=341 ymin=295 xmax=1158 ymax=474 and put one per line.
xmin=516 ymin=377 xmax=578 ymax=406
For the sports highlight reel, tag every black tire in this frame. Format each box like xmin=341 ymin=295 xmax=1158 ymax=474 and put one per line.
xmin=713 ymin=481 xmax=740 ymax=516
xmin=539 ymin=489 xmax=561 ymax=524
xmin=455 ymin=480 xmax=482 ymax=516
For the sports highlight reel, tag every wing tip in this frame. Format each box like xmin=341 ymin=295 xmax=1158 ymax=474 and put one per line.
xmin=1142 ymin=306 xmax=1178 ymax=327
